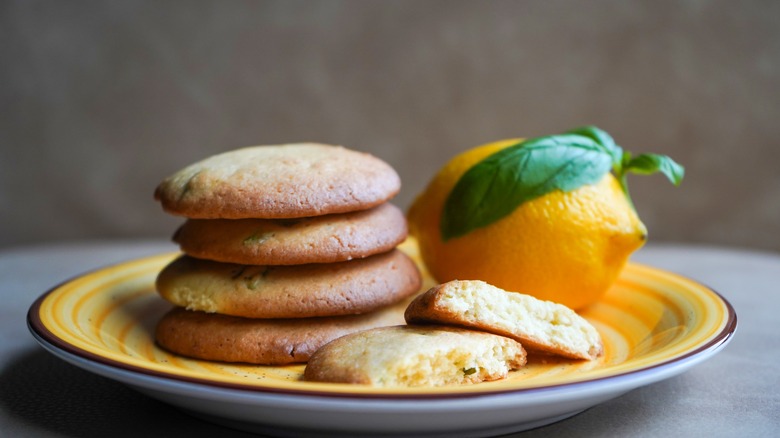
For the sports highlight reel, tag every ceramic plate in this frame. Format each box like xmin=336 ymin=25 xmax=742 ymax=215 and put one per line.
xmin=28 ymin=241 xmax=736 ymax=437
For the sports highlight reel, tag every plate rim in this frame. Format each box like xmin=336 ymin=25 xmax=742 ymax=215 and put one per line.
xmin=26 ymin=254 xmax=738 ymax=401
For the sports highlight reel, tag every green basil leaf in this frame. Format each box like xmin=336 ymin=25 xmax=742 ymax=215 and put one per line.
xmin=623 ymin=153 xmax=685 ymax=186
xmin=441 ymin=134 xmax=613 ymax=241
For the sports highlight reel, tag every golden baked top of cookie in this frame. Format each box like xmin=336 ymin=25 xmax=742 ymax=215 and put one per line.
xmin=154 ymin=143 xmax=400 ymax=219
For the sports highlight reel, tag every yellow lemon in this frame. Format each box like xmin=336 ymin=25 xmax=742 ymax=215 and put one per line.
xmin=408 ymin=139 xmax=648 ymax=310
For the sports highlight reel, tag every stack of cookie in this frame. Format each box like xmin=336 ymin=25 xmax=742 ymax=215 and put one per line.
xmin=152 ymin=143 xmax=422 ymax=365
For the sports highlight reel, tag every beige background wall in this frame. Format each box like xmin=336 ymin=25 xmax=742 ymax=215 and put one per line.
xmin=2 ymin=0 xmax=779 ymax=252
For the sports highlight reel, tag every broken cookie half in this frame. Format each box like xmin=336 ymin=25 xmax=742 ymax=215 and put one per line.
xmin=303 ymin=325 xmax=526 ymax=387
xmin=405 ymin=280 xmax=603 ymax=360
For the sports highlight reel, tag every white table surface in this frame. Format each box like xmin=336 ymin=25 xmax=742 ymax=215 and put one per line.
xmin=1 ymin=240 xmax=777 ymax=437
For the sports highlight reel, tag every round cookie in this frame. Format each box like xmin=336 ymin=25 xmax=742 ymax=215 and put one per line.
xmin=172 ymin=203 xmax=408 ymax=265
xmin=154 ymin=143 xmax=401 ymax=219
xmin=156 ymin=249 xmax=422 ymax=318
xmin=155 ymin=304 xmax=406 ymax=365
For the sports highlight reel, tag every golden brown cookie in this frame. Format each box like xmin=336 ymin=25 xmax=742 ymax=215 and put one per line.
xmin=154 ymin=143 xmax=401 ymax=219
xmin=172 ymin=203 xmax=408 ymax=265
xmin=156 ymin=249 xmax=422 ymax=318
xmin=404 ymin=280 xmax=603 ymax=360
xmin=303 ymin=325 xmax=527 ymax=386
xmin=155 ymin=304 xmax=406 ymax=365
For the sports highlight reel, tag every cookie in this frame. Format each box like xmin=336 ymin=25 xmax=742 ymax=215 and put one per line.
xmin=172 ymin=203 xmax=408 ymax=265
xmin=303 ymin=325 xmax=527 ymax=386
xmin=155 ymin=304 xmax=406 ymax=365
xmin=156 ymin=249 xmax=421 ymax=318
xmin=154 ymin=143 xmax=401 ymax=219
xmin=404 ymin=280 xmax=603 ymax=360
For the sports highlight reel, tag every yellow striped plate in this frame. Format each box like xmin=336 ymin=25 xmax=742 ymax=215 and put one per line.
xmin=28 ymin=241 xmax=736 ymax=436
